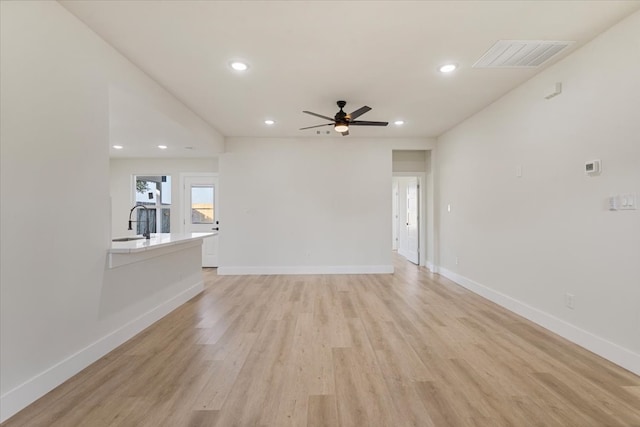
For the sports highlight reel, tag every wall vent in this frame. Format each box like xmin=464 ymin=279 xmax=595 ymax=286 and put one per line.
xmin=473 ymin=40 xmax=574 ymax=68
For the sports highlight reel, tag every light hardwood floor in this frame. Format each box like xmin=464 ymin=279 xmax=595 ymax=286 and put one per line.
xmin=4 ymin=255 xmax=640 ymax=426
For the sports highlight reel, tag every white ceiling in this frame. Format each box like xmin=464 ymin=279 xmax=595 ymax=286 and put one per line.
xmin=60 ymin=0 xmax=640 ymax=151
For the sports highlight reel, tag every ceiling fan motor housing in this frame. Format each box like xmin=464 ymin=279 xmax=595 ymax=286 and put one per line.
xmin=336 ymin=100 xmax=348 ymax=122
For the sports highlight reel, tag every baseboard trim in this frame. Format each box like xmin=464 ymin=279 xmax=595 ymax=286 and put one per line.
xmin=438 ymin=267 xmax=640 ymax=376
xmin=0 ymin=281 xmax=204 ymax=423
xmin=217 ymin=265 xmax=394 ymax=275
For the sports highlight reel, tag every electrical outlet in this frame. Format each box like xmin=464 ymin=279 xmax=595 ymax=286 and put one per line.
xmin=564 ymin=293 xmax=575 ymax=310
xmin=455 ymin=256 xmax=459 ymax=265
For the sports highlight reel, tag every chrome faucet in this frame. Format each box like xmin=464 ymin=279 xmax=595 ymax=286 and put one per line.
xmin=128 ymin=204 xmax=151 ymax=239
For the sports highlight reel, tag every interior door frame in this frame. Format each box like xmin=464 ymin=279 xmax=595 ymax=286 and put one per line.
xmin=180 ymin=172 xmax=219 ymax=267
xmin=392 ymin=172 xmax=426 ymax=267
xmin=392 ymin=181 xmax=399 ymax=251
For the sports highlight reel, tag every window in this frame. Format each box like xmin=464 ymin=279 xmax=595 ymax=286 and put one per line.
xmin=134 ymin=175 xmax=171 ymax=234
xmin=191 ymin=185 xmax=214 ymax=224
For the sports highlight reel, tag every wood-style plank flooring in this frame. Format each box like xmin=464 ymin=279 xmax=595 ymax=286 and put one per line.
xmin=4 ymin=255 xmax=640 ymax=426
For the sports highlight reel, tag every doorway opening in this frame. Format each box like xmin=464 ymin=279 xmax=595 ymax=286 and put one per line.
xmin=392 ymin=176 xmax=421 ymax=265
xmin=392 ymin=149 xmax=432 ymax=269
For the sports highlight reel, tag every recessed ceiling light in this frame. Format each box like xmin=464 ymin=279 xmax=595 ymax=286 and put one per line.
xmin=230 ymin=61 xmax=248 ymax=71
xmin=439 ymin=64 xmax=457 ymax=73
xmin=264 ymin=119 xmax=275 ymax=125
xmin=112 ymin=145 xmax=123 ymax=149
xmin=394 ymin=120 xmax=405 ymax=126
xmin=158 ymin=145 xmax=168 ymax=150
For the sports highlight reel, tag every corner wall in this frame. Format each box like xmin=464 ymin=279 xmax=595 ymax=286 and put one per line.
xmin=0 ymin=2 xmax=223 ymax=421
xmin=436 ymin=11 xmax=640 ymax=373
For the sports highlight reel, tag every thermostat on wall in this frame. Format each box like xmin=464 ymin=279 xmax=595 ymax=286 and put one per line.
xmin=585 ymin=159 xmax=601 ymax=176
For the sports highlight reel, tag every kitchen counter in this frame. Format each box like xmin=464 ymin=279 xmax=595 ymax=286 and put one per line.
xmin=99 ymin=232 xmax=214 ymax=380
xmin=108 ymin=232 xmax=216 ymax=268
xmin=110 ymin=232 xmax=216 ymax=254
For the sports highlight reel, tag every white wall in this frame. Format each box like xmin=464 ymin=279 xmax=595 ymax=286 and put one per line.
xmin=392 ymin=149 xmax=427 ymax=172
xmin=436 ymin=11 xmax=640 ymax=373
xmin=219 ymin=137 xmax=434 ymax=274
xmin=110 ymin=157 xmax=218 ymax=236
xmin=0 ymin=2 xmax=223 ymax=421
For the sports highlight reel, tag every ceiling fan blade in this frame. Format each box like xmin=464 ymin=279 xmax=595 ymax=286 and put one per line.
xmin=350 ymin=120 xmax=389 ymax=126
xmin=299 ymin=123 xmax=333 ymax=130
xmin=341 ymin=130 xmax=349 ymax=136
xmin=302 ymin=111 xmax=335 ymax=122
xmin=348 ymin=106 xmax=371 ymax=120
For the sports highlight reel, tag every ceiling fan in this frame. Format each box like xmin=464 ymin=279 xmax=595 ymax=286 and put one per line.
xmin=300 ymin=100 xmax=388 ymax=136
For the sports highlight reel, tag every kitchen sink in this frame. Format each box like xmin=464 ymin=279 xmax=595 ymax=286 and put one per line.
xmin=112 ymin=236 xmax=145 ymax=242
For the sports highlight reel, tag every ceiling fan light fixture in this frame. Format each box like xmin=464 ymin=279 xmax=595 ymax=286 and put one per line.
xmin=334 ymin=123 xmax=349 ymax=133
xmin=301 ymin=101 xmax=388 ymax=135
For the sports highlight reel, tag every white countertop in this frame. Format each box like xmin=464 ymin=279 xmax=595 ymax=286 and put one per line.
xmin=110 ymin=232 xmax=216 ymax=254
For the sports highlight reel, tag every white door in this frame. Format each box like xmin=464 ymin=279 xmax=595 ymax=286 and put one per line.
xmin=183 ymin=175 xmax=219 ymax=267
xmin=392 ymin=181 xmax=399 ymax=251
xmin=404 ymin=178 xmax=420 ymax=264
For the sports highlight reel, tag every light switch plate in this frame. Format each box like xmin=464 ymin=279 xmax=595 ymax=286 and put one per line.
xmin=619 ymin=193 xmax=637 ymax=210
